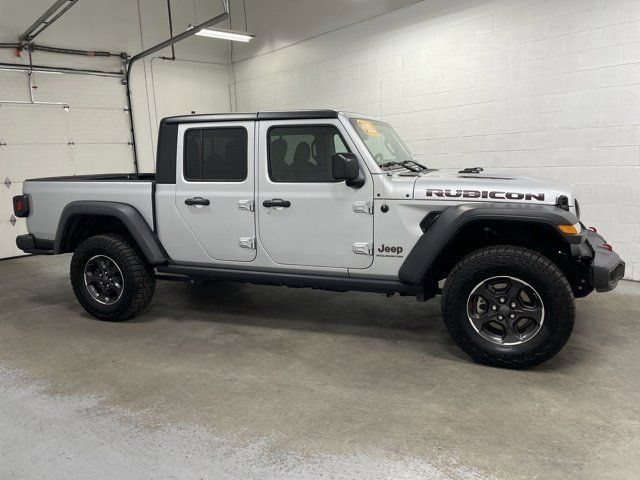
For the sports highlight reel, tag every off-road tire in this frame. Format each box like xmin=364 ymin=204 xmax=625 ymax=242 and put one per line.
xmin=70 ymin=234 xmax=155 ymax=321
xmin=441 ymin=246 xmax=575 ymax=369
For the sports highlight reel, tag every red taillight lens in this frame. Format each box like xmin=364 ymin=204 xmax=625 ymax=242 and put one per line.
xmin=602 ymin=243 xmax=613 ymax=252
xmin=588 ymin=226 xmax=598 ymax=233
xmin=12 ymin=195 xmax=30 ymax=218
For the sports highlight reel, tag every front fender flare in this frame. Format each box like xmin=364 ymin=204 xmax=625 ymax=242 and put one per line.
xmin=399 ymin=203 xmax=582 ymax=285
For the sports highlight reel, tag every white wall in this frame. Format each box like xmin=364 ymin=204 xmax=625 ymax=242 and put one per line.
xmin=232 ymin=0 xmax=640 ymax=281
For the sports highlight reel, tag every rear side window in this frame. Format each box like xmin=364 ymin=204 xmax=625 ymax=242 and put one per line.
xmin=184 ymin=127 xmax=248 ymax=182
xmin=268 ymin=125 xmax=351 ymax=182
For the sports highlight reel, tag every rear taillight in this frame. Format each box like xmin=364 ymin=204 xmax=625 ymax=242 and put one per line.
xmin=12 ymin=195 xmax=30 ymax=218
xmin=602 ymin=243 xmax=613 ymax=252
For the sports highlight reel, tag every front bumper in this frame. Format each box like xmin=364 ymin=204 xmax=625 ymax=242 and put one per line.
xmin=584 ymin=229 xmax=625 ymax=292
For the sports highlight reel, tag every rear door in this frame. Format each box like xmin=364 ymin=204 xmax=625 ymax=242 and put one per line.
xmin=257 ymin=119 xmax=374 ymax=269
xmin=174 ymin=121 xmax=256 ymax=262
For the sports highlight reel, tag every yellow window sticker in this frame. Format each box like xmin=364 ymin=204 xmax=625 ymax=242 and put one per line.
xmin=356 ymin=119 xmax=379 ymax=137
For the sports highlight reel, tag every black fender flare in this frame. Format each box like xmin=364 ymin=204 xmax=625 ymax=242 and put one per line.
xmin=399 ymin=203 xmax=583 ymax=285
xmin=54 ymin=201 xmax=168 ymax=265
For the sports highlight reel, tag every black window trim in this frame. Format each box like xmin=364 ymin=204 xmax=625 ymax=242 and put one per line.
xmin=183 ymin=126 xmax=249 ymax=183
xmin=266 ymin=123 xmax=353 ymax=184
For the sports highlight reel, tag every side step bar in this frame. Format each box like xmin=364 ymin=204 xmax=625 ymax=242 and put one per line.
xmin=157 ymin=264 xmax=422 ymax=296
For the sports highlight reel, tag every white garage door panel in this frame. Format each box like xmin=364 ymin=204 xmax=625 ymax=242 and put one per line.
xmin=0 ymin=182 xmax=22 ymax=218
xmin=1 ymin=145 xmax=73 ymax=182
xmin=0 ymin=70 xmax=131 ymax=259
xmin=0 ymin=180 xmax=27 ymax=259
xmin=33 ymin=73 xmax=127 ymax=109
xmin=68 ymin=108 xmax=131 ymax=144
xmin=71 ymin=144 xmax=134 ymax=174
xmin=0 ymin=220 xmax=27 ymax=259
xmin=0 ymin=145 xmax=133 ymax=184
xmin=0 ymin=71 xmax=30 ymax=101
xmin=0 ymin=105 xmax=70 ymax=144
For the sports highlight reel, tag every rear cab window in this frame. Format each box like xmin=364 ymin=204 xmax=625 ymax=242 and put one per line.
xmin=184 ymin=127 xmax=248 ymax=182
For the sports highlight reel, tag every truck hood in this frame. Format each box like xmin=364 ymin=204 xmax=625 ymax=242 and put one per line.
xmin=412 ymin=170 xmax=572 ymax=206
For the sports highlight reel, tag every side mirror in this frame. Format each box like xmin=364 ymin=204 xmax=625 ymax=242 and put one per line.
xmin=332 ymin=153 xmax=362 ymax=187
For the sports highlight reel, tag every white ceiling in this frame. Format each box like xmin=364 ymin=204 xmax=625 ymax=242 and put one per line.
xmin=0 ymin=0 xmax=232 ymax=65
xmin=229 ymin=0 xmax=423 ymax=61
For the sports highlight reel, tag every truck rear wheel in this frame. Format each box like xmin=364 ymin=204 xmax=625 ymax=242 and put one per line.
xmin=70 ymin=234 xmax=155 ymax=321
xmin=441 ymin=246 xmax=575 ymax=369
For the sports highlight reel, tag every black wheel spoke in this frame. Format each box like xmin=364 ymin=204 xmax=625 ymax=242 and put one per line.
xmin=525 ymin=307 xmax=543 ymax=324
xmin=503 ymin=318 xmax=522 ymax=344
xmin=476 ymin=283 xmax=496 ymax=302
xmin=469 ymin=312 xmax=494 ymax=333
xmin=84 ymin=255 xmax=124 ymax=306
xmin=467 ymin=276 xmax=544 ymax=346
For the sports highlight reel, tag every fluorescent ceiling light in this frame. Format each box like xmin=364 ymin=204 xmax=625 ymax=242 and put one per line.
xmin=196 ymin=28 xmax=254 ymax=42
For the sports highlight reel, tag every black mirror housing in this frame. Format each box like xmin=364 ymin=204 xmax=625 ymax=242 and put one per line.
xmin=332 ymin=153 xmax=360 ymax=182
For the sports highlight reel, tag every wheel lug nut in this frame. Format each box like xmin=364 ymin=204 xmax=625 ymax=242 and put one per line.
xmin=510 ymin=302 xmax=516 ymax=308
xmin=491 ymin=305 xmax=498 ymax=311
xmin=499 ymin=298 xmax=505 ymax=303
xmin=509 ymin=313 xmax=516 ymax=319
xmin=497 ymin=315 xmax=504 ymax=321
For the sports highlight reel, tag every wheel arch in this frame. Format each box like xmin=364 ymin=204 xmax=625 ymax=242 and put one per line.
xmin=399 ymin=203 xmax=582 ymax=285
xmin=54 ymin=201 xmax=168 ymax=265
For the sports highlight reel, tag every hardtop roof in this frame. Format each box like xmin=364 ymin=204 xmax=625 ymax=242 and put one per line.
xmin=161 ymin=109 xmax=341 ymax=124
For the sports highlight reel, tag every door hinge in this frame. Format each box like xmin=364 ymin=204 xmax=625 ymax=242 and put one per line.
xmin=353 ymin=242 xmax=373 ymax=256
xmin=237 ymin=199 xmax=255 ymax=212
xmin=353 ymin=201 xmax=373 ymax=214
xmin=239 ymin=237 xmax=256 ymax=250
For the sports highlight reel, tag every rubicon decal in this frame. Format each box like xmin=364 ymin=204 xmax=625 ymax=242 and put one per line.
xmin=426 ymin=189 xmax=545 ymax=202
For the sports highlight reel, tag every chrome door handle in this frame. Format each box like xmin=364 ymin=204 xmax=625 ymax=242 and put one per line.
xmin=263 ymin=198 xmax=291 ymax=208
xmin=185 ymin=197 xmax=210 ymax=206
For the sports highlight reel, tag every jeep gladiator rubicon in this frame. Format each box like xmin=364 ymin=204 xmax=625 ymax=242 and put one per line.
xmin=14 ymin=110 xmax=625 ymax=369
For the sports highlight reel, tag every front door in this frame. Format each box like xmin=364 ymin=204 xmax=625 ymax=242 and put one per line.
xmin=174 ymin=121 xmax=256 ymax=263
xmin=257 ymin=120 xmax=374 ymax=269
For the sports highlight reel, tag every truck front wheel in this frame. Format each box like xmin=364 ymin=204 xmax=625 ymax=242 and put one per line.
xmin=70 ymin=234 xmax=155 ymax=321
xmin=441 ymin=246 xmax=575 ymax=369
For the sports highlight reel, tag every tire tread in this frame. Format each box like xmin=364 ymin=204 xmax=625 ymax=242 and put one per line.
xmin=441 ymin=245 xmax=575 ymax=369
xmin=70 ymin=234 xmax=155 ymax=321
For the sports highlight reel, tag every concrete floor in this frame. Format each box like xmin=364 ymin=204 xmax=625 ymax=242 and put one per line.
xmin=0 ymin=254 xmax=639 ymax=479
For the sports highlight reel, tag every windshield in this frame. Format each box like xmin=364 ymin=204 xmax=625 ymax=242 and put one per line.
xmin=349 ymin=118 xmax=416 ymax=167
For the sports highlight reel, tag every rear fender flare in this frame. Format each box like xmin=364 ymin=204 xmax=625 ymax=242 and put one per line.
xmin=54 ymin=201 xmax=167 ymax=265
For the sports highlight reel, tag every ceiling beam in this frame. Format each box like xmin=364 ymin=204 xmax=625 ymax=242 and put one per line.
xmin=19 ymin=0 xmax=80 ymax=42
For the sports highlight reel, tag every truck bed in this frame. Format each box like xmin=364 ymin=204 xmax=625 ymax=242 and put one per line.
xmin=24 ymin=173 xmax=156 ymax=242
xmin=27 ymin=173 xmax=156 ymax=182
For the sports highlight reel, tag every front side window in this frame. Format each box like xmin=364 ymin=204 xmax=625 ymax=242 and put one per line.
xmin=268 ymin=125 xmax=351 ymax=182
xmin=349 ymin=118 xmax=415 ymax=167
xmin=184 ymin=127 xmax=248 ymax=182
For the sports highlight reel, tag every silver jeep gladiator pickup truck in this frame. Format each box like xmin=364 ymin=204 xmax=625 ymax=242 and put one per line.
xmin=13 ymin=110 xmax=625 ymax=369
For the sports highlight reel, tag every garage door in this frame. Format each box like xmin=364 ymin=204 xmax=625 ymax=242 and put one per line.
xmin=0 ymin=68 xmax=135 ymax=259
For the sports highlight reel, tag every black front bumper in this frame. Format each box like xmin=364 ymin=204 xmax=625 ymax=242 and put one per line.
xmin=584 ymin=230 xmax=625 ymax=292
